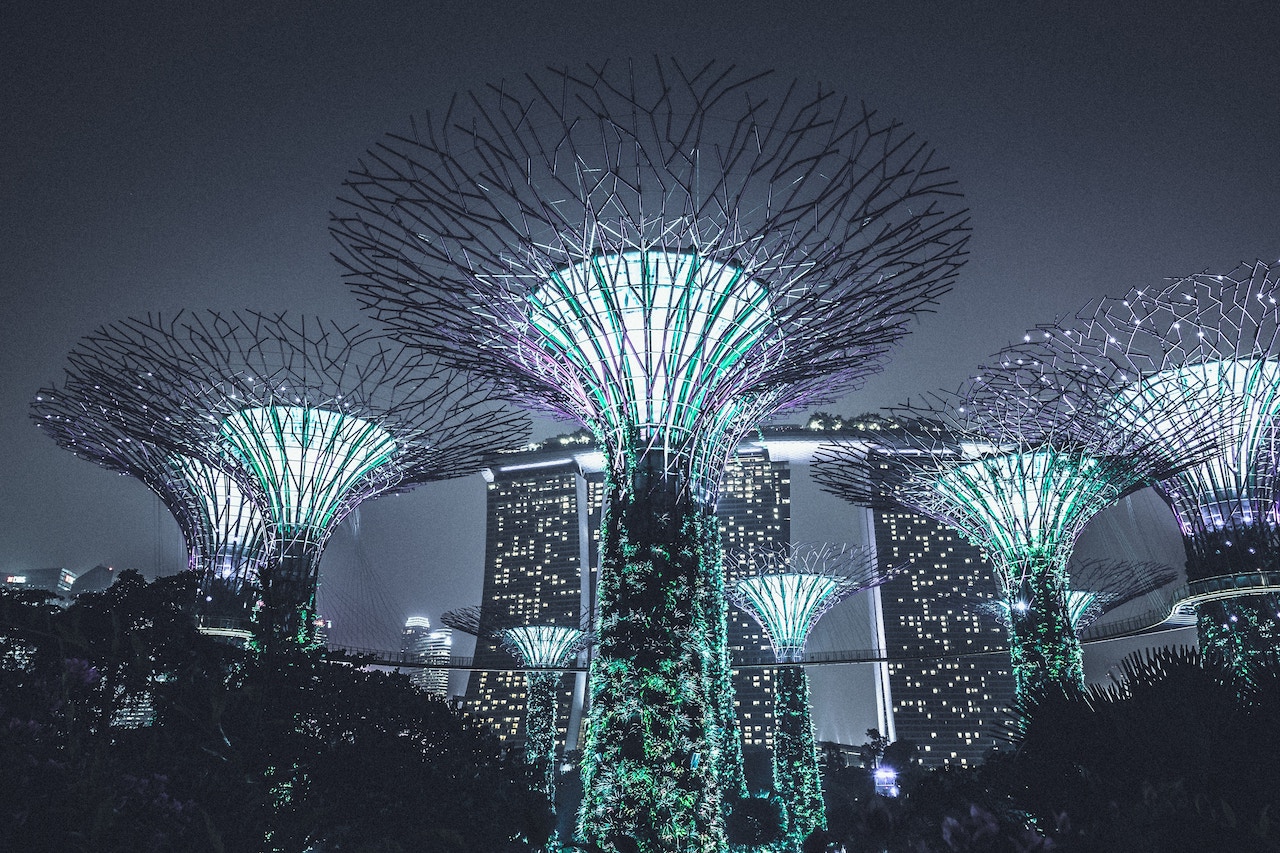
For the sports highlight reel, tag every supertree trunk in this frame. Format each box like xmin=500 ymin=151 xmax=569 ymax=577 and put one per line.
xmin=772 ymin=665 xmax=824 ymax=851
xmin=576 ymin=456 xmax=726 ymax=853
xmin=702 ymin=521 xmax=747 ymax=803
xmin=257 ymin=539 xmax=321 ymax=651
xmin=1005 ymin=555 xmax=1085 ymax=700
xmin=524 ymin=670 xmax=561 ymax=802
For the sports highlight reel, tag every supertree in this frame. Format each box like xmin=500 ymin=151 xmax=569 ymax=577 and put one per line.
xmin=59 ymin=310 xmax=529 ymax=646
xmin=975 ymin=558 xmax=1178 ymax=636
xmin=332 ymin=59 xmax=968 ymax=852
xmin=725 ymin=543 xmax=906 ymax=850
xmin=442 ymin=606 xmax=591 ymax=816
xmin=1004 ymin=259 xmax=1280 ymax=678
xmin=813 ymin=364 xmax=1213 ymax=701
xmin=32 ymin=388 xmax=267 ymax=629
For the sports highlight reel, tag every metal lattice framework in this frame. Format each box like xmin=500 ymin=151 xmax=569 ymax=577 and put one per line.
xmin=813 ymin=365 xmax=1214 ymax=699
xmin=976 ymin=558 xmax=1178 ymax=634
xmin=726 ymin=542 xmax=905 ymax=663
xmin=57 ymin=311 xmax=529 ymax=644
xmin=1001 ymin=259 xmax=1280 ymax=676
xmin=332 ymin=59 xmax=968 ymax=851
xmin=32 ymin=389 xmax=267 ymax=624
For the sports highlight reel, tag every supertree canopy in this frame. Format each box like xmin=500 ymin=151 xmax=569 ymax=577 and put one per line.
xmin=975 ymin=558 xmax=1178 ymax=635
xmin=32 ymin=389 xmax=267 ymax=628
xmin=813 ymin=365 xmax=1212 ymax=701
xmin=442 ymin=606 xmax=590 ymax=816
xmin=1005 ymin=259 xmax=1280 ymax=677
xmin=726 ymin=543 xmax=905 ymax=849
xmin=333 ymin=59 xmax=968 ymax=852
xmin=59 ymin=311 xmax=529 ymax=646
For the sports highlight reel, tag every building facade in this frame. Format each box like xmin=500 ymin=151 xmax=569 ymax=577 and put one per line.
xmin=401 ymin=616 xmax=454 ymax=698
xmin=871 ymin=508 xmax=1015 ymax=767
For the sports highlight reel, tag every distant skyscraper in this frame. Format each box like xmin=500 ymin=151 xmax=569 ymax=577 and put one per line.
xmin=401 ymin=617 xmax=453 ymax=698
xmin=3 ymin=567 xmax=77 ymax=595
xmin=872 ymin=508 xmax=1015 ymax=767
xmin=463 ymin=448 xmax=600 ymax=750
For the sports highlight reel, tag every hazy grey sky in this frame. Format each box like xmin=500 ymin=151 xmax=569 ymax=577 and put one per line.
xmin=3 ymin=3 xmax=1275 ymax=687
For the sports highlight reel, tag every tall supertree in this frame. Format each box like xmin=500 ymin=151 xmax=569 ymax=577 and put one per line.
xmin=442 ymin=607 xmax=590 ymax=821
xmin=975 ymin=558 xmax=1178 ymax=636
xmin=813 ymin=366 xmax=1212 ymax=701
xmin=32 ymin=389 xmax=267 ymax=628
xmin=59 ymin=311 xmax=529 ymax=646
xmin=726 ymin=543 xmax=905 ymax=850
xmin=1005 ymin=260 xmax=1280 ymax=678
xmin=332 ymin=60 xmax=968 ymax=852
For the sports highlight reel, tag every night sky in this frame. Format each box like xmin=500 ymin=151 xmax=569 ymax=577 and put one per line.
xmin=3 ymin=3 xmax=1277 ymax=733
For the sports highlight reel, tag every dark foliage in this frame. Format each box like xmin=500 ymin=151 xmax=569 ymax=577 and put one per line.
xmin=0 ymin=573 xmax=552 ymax=852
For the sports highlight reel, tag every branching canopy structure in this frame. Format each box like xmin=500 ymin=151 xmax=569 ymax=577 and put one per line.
xmin=332 ymin=59 xmax=968 ymax=852
xmin=813 ymin=367 xmax=1212 ymax=700
xmin=33 ymin=389 xmax=267 ymax=627
xmin=726 ymin=542 xmax=904 ymax=847
xmin=442 ymin=606 xmax=591 ymax=807
xmin=976 ymin=558 xmax=1178 ymax=634
xmin=59 ymin=311 xmax=529 ymax=645
xmin=1001 ymin=259 xmax=1280 ymax=677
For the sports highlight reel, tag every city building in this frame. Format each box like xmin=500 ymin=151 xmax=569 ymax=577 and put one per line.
xmin=871 ymin=508 xmax=1015 ymax=767
xmin=401 ymin=616 xmax=453 ymax=698
xmin=463 ymin=422 xmax=1017 ymax=770
xmin=3 ymin=567 xmax=78 ymax=594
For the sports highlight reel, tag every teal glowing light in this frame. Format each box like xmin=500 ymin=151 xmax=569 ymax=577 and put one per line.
xmin=498 ymin=625 xmax=585 ymax=668
xmin=732 ymin=574 xmax=841 ymax=663
xmin=219 ymin=406 xmax=397 ymax=542
xmin=932 ymin=447 xmax=1120 ymax=587
xmin=528 ymin=250 xmax=779 ymax=488
xmin=986 ymin=590 xmax=1107 ymax=634
xmin=1113 ymin=359 xmax=1280 ymax=532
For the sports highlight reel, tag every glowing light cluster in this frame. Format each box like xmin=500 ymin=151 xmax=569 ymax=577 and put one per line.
xmin=734 ymin=574 xmax=841 ymax=662
xmin=219 ymin=406 xmax=396 ymax=546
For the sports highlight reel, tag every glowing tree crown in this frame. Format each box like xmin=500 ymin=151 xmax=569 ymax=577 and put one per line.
xmin=812 ymin=365 xmax=1204 ymax=597
xmin=60 ymin=311 xmax=529 ymax=555
xmin=442 ymin=605 xmax=592 ymax=668
xmin=726 ymin=543 xmax=905 ymax=662
xmin=32 ymin=385 xmax=267 ymax=584
xmin=334 ymin=59 xmax=969 ymax=501
xmin=1009 ymin=260 xmax=1280 ymax=538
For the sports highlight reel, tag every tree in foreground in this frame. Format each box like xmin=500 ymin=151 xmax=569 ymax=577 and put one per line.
xmin=0 ymin=574 xmax=553 ymax=853
xmin=33 ymin=386 xmax=268 ymax=630
xmin=813 ymin=365 xmax=1213 ymax=701
xmin=60 ymin=311 xmax=528 ymax=647
xmin=974 ymin=557 xmax=1178 ymax=636
xmin=1004 ymin=260 xmax=1280 ymax=680
xmin=725 ymin=543 xmax=906 ymax=850
xmin=442 ymin=605 xmax=590 ymax=824
xmin=334 ymin=58 xmax=969 ymax=852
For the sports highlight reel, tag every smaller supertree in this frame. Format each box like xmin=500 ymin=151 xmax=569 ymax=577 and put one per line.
xmin=976 ymin=558 xmax=1178 ymax=636
xmin=61 ymin=311 xmax=529 ymax=647
xmin=725 ymin=543 xmax=906 ymax=849
xmin=813 ymin=363 xmax=1218 ymax=701
xmin=442 ymin=606 xmax=591 ymax=810
xmin=32 ymin=386 xmax=268 ymax=627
